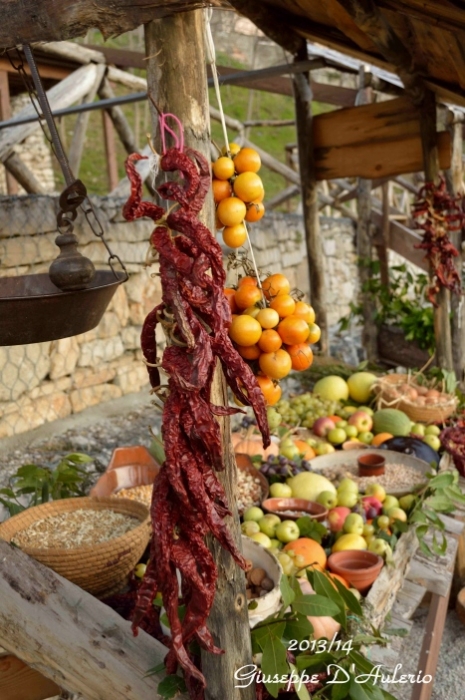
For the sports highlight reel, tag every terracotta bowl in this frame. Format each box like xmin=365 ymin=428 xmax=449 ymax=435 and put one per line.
xmin=235 ymin=454 xmax=269 ymax=515
xmin=357 ymin=452 xmax=386 ymax=477
xmin=90 ymin=446 xmax=161 ymax=498
xmin=261 ymin=497 xmax=328 ymax=522
xmin=327 ymin=550 xmax=384 ymax=594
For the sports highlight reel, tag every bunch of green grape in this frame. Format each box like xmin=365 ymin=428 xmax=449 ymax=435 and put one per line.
xmin=275 ymin=393 xmax=342 ymax=429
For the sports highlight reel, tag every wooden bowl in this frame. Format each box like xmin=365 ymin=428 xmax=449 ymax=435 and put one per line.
xmin=327 ymin=550 xmax=384 ymax=594
xmin=261 ymin=497 xmax=328 ymax=522
xmin=105 ymin=445 xmax=161 ymax=472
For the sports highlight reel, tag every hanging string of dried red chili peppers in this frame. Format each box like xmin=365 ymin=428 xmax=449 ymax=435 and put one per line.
xmin=440 ymin=420 xmax=465 ymax=477
xmin=122 ymin=113 xmax=270 ymax=689
xmin=412 ymin=176 xmax=463 ymax=306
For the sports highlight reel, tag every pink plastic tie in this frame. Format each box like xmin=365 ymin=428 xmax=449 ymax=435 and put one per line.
xmin=159 ymin=113 xmax=184 ymax=154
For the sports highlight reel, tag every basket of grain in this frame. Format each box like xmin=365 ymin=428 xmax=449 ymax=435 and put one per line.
xmin=373 ymin=373 xmax=458 ymax=423
xmin=0 ymin=497 xmax=150 ymax=598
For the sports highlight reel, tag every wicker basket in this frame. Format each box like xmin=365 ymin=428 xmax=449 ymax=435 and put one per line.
xmin=0 ymin=497 xmax=150 ymax=598
xmin=373 ymin=373 xmax=458 ymax=423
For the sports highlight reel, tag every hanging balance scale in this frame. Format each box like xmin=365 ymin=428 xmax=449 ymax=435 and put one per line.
xmin=0 ymin=45 xmax=127 ymax=346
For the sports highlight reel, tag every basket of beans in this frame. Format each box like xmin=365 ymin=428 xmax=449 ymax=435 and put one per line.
xmin=0 ymin=497 xmax=151 ymax=598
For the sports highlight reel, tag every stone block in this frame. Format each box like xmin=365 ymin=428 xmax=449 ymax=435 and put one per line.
xmin=323 ymin=239 xmax=337 ymax=256
xmin=71 ymin=365 xmax=117 ymax=390
xmin=49 ymin=337 xmax=80 ymax=380
xmin=0 ymin=392 xmax=72 ymax=437
xmin=77 ymin=337 xmax=125 ymax=368
xmin=29 ymin=377 xmax=73 ymax=399
xmin=0 ymin=232 xmax=57 ymax=267
xmin=122 ymin=326 xmax=142 ymax=350
xmin=0 ymin=196 xmax=57 ymax=239
xmin=114 ymin=364 xmax=149 ymax=395
xmin=109 ymin=284 xmax=130 ymax=327
xmin=95 ymin=311 xmax=122 ymax=340
xmin=70 ymin=383 xmax=123 ymax=414
xmin=0 ymin=342 xmax=51 ymax=402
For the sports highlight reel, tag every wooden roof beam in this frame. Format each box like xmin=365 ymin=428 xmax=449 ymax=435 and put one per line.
xmin=338 ymin=0 xmax=426 ymax=104
xmin=226 ymin=1 xmax=304 ymax=54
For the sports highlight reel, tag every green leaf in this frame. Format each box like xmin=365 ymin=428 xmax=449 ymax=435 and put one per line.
xmin=383 ymin=627 xmax=409 ymax=637
xmin=431 ymin=531 xmax=448 ymax=556
xmin=144 ymin=661 xmax=166 ymax=677
xmin=293 ymin=594 xmax=341 ymax=618
xmin=0 ymin=498 xmax=24 ymax=515
xmin=285 ymin=613 xmax=314 ymax=641
xmin=332 ymin=679 xmax=351 ymax=700
xmin=444 ymin=486 xmax=465 ymax=505
xmin=0 ymin=488 xmax=16 ymax=498
xmin=415 ymin=524 xmax=429 ymax=539
xmin=156 ymin=674 xmax=187 ymax=698
xmin=425 ymin=496 xmax=455 ymax=513
xmin=333 ymin=580 xmax=363 ymax=617
xmin=280 ymin=575 xmax=295 ymax=608
xmin=419 ymin=538 xmax=434 ymax=557
xmin=296 ymin=517 xmax=327 ymax=542
xmin=410 ymin=510 xmax=428 ymax=524
xmin=261 ymin=635 xmax=289 ymax=698
xmin=296 ymin=651 xmax=334 ymax=671
xmin=348 ymin=651 xmax=378 ymax=675
xmin=252 ymin=622 xmax=286 ymax=651
xmin=428 ymin=472 xmax=455 ymax=489
xmin=289 ymin=663 xmax=311 ymax=700
xmin=311 ymin=569 xmax=346 ymax=628
xmin=291 ymin=576 xmax=304 ymax=599
xmin=349 ymin=674 xmax=373 ymax=700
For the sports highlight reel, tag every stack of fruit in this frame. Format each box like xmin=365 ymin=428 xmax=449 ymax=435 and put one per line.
xmin=212 ymin=144 xmax=265 ymax=249
xmin=226 ymin=273 xmax=321 ymax=406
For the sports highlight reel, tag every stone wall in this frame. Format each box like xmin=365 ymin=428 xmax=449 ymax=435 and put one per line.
xmin=0 ymin=197 xmax=333 ymax=438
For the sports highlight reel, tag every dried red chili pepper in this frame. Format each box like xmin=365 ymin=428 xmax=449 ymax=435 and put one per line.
xmin=413 ymin=177 xmax=463 ymax=306
xmin=440 ymin=421 xmax=465 ymax=476
xmin=123 ymin=145 xmax=269 ymax=691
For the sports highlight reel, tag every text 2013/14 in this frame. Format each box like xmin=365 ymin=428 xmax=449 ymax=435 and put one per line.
xmin=287 ymin=637 xmax=353 ymax=653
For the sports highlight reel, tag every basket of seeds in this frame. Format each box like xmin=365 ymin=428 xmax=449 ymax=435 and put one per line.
xmin=0 ymin=496 xmax=151 ymax=598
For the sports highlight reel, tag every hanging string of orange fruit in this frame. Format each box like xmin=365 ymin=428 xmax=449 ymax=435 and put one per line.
xmin=224 ymin=272 xmax=322 ymax=407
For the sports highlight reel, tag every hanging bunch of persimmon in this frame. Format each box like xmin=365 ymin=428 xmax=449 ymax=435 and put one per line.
xmin=224 ymin=272 xmax=321 ymax=406
xmin=212 ymin=143 xmax=265 ymax=248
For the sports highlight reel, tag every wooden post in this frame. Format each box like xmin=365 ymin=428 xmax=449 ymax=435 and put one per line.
xmin=0 ymin=70 xmax=17 ymax=194
xmin=378 ymin=181 xmax=390 ymax=287
xmin=293 ymin=40 xmax=328 ymax=354
xmin=420 ymin=90 xmax=454 ymax=371
xmin=101 ymin=109 xmax=119 ymax=192
xmin=356 ymin=67 xmax=377 ymax=361
xmin=445 ymin=109 xmax=465 ymax=386
xmin=145 ymin=11 xmax=254 ymax=700
xmin=68 ymin=63 xmax=105 ymax=176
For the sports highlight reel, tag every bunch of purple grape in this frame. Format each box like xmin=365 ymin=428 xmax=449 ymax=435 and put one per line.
xmin=259 ymin=454 xmax=313 ymax=480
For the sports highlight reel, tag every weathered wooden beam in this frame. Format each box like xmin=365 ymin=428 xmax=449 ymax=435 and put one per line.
xmin=145 ymin=10 xmax=254 ymax=700
xmin=0 ymin=63 xmax=99 ymax=163
xmin=266 ymin=184 xmax=300 ymax=210
xmin=3 ymin=151 xmax=45 ymax=194
xmin=242 ymin=137 xmax=300 ymax=185
xmin=106 ymin=66 xmax=147 ymax=92
xmin=98 ymin=78 xmax=138 ymax=155
xmin=337 ymin=0 xmax=426 ymax=104
xmin=371 ymin=208 xmax=428 ymax=272
xmin=224 ymin=1 xmax=304 ymax=54
xmin=101 ymin=109 xmax=119 ymax=192
xmin=0 ymin=539 xmax=186 ymax=700
xmin=445 ymin=109 xmax=465 ymax=385
xmin=68 ymin=63 xmax=106 ymax=176
xmin=377 ymin=181 xmax=390 ymax=287
xmin=0 ymin=70 xmax=17 ymax=194
xmin=293 ymin=40 xmax=328 ymax=354
xmin=33 ymin=41 xmax=105 ymax=65
xmin=0 ymin=653 xmax=61 ymax=700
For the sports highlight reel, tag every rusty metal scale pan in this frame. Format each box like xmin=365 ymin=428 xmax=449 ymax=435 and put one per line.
xmin=0 ymin=270 xmax=125 ymax=346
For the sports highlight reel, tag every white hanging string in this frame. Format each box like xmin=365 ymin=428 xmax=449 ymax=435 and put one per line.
xmin=204 ymin=9 xmax=263 ymax=296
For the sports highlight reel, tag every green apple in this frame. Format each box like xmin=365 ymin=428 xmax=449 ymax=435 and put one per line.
xmin=343 ymin=406 xmax=358 ymax=416
xmin=267 ymin=408 xmax=282 ymax=430
xmin=425 ymin=425 xmax=441 ymax=437
xmin=306 ymin=437 xmax=319 ymax=448
xmin=368 ymin=538 xmax=388 ymax=556
xmin=411 ymin=423 xmax=426 ymax=436
xmin=327 ymin=428 xmax=347 ymax=445
xmin=358 ymin=406 xmax=374 ymax=416
xmin=344 ymin=425 xmax=358 ymax=438
xmin=316 ymin=490 xmax=338 ymax=509
xmin=424 ymin=434 xmax=441 ymax=451
xmin=343 ymin=513 xmax=364 ymax=535
xmin=134 ymin=563 xmax=147 ymax=579
xmin=277 ymin=552 xmax=295 ymax=576
xmin=275 ymin=520 xmax=300 ymax=543
xmin=363 ymin=523 xmax=375 ymax=537
xmin=337 ymin=420 xmax=348 ymax=429
xmin=338 ymin=477 xmax=359 ymax=494
xmin=387 ymin=507 xmax=407 ymax=524
xmin=358 ymin=431 xmax=374 ymax=445
xmin=377 ymin=515 xmax=390 ymax=530
xmin=259 ymin=514 xmax=281 ymax=538
xmin=250 ymin=532 xmax=272 ymax=548
xmin=243 ymin=506 xmax=264 ymax=522
xmin=336 ymin=489 xmax=358 ymax=508
xmin=332 ymin=533 xmax=367 ymax=552
xmin=399 ymin=494 xmax=416 ymax=512
xmin=315 ymin=442 xmax=336 ymax=456
xmin=241 ymin=521 xmax=260 ymax=536
xmin=382 ymin=495 xmax=399 ymax=514
xmin=269 ymin=538 xmax=283 ymax=550
xmin=280 ymin=438 xmax=300 ymax=459
xmin=365 ymin=483 xmax=386 ymax=503
xmin=270 ymin=482 xmax=293 ymax=498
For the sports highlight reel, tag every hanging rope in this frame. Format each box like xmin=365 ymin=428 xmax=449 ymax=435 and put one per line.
xmin=203 ymin=9 xmax=263 ymax=292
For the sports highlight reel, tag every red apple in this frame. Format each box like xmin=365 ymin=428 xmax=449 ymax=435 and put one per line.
xmin=312 ymin=416 xmax=336 ymax=437
xmin=347 ymin=410 xmax=373 ymax=433
xmin=361 ymin=496 xmax=383 ymax=516
xmin=327 ymin=506 xmax=351 ymax=532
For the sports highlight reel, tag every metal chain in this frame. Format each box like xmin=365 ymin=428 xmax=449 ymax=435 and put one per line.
xmin=6 ymin=46 xmax=128 ymax=281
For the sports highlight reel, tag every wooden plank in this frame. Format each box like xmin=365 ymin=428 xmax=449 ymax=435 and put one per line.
xmin=406 ymin=536 xmax=458 ymax=597
xmin=3 ymin=152 xmax=45 ymax=194
xmin=371 ymin=208 xmax=429 ymax=271
xmin=0 ymin=63 xmax=99 ymax=163
xmin=0 ymin=654 xmax=61 ymax=700
xmin=0 ymin=539 xmax=187 ymax=700
xmin=0 ymin=57 xmax=69 ymax=81
xmin=101 ymin=109 xmax=119 ymax=192
xmin=33 ymin=41 xmax=105 ymax=64
xmin=68 ymin=63 xmax=106 ymax=177
xmin=391 ymin=579 xmax=427 ymax=620
xmin=98 ymin=78 xmax=138 ymax=155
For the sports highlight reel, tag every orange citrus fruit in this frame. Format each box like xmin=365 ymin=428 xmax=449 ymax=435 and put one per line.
xmin=238 ymin=275 xmax=258 ymax=287
xmin=277 ymin=316 xmax=310 ymax=345
xmin=212 ymin=156 xmax=235 ymax=180
xmin=217 ymin=197 xmax=247 ymax=227
xmin=224 ymin=288 xmax=238 ymax=313
xmin=371 ymin=432 xmax=394 ymax=446
xmin=236 ymin=344 xmax=261 ymax=360
xmin=234 ymin=284 xmax=263 ymax=310
xmin=283 ymin=538 xmax=327 ymax=572
xmin=245 ymin=200 xmax=265 ymax=223
xmin=222 ymin=224 xmax=247 ymax=248
xmin=233 ymin=147 xmax=261 ymax=174
xmin=286 ymin=343 xmax=314 ymax=371
xmin=212 ymin=178 xmax=232 ymax=204
xmin=307 ymin=323 xmax=322 ymax=344
xmin=293 ymin=301 xmax=316 ymax=325
xmin=258 ymin=329 xmax=282 ymax=353
xmin=256 ymin=308 xmax=280 ymax=329
xmin=233 ymin=172 xmax=264 ymax=203
xmin=262 ymin=273 xmax=291 ymax=299
xmin=270 ymin=294 xmax=296 ymax=318
xmin=256 ymin=375 xmax=282 ymax=406
xmin=221 ymin=142 xmax=241 ymax=157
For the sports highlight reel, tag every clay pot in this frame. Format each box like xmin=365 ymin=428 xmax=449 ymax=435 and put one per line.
xmin=327 ymin=550 xmax=384 ymax=594
xmin=358 ymin=452 xmax=386 ymax=477
xmin=261 ymin=497 xmax=327 ymax=522
xmin=90 ymin=445 xmax=161 ymax=497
